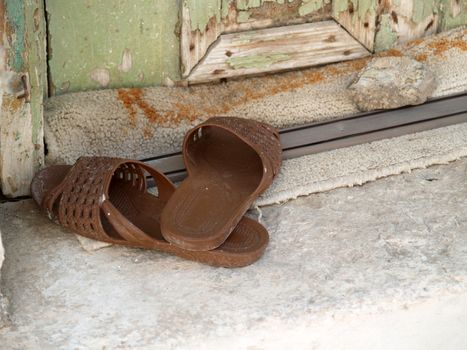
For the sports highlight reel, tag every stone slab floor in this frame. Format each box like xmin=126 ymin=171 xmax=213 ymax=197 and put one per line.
xmin=0 ymin=158 xmax=466 ymax=349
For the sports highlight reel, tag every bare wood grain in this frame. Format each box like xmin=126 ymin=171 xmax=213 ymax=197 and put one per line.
xmin=180 ymin=4 xmax=223 ymax=78
xmin=0 ymin=0 xmax=46 ymax=197
xmin=187 ymin=21 xmax=369 ymax=83
xmin=332 ymin=0 xmax=377 ymax=52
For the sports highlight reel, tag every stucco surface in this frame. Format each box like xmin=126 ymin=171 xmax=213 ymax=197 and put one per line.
xmin=0 ymin=158 xmax=466 ymax=349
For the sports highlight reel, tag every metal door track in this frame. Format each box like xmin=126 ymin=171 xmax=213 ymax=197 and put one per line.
xmin=143 ymin=93 xmax=467 ymax=182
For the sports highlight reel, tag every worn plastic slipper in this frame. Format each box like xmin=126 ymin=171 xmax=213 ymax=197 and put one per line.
xmin=161 ymin=117 xmax=281 ymax=251
xmin=30 ymin=157 xmax=269 ymax=267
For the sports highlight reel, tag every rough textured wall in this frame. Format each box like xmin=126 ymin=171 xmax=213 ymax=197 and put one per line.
xmin=46 ymin=0 xmax=180 ymax=95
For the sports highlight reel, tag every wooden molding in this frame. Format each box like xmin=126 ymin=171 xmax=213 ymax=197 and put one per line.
xmin=180 ymin=0 xmax=335 ymax=79
xmin=187 ymin=21 xmax=369 ymax=83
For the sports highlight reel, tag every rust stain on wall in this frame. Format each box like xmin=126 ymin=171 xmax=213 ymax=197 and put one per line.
xmin=2 ymin=95 xmax=23 ymax=112
xmin=117 ymin=89 xmax=138 ymax=127
xmin=427 ymin=38 xmax=467 ymax=56
xmin=415 ymin=53 xmax=428 ymax=62
xmin=376 ymin=48 xmax=404 ymax=57
xmin=407 ymin=38 xmax=424 ymax=47
xmin=120 ymin=28 xmax=467 ymax=130
xmin=142 ymin=126 xmax=153 ymax=139
xmin=116 ymin=57 xmax=377 ymax=128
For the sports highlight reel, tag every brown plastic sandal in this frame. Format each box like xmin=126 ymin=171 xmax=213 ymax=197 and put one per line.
xmin=161 ymin=117 xmax=281 ymax=251
xmin=30 ymin=157 xmax=269 ymax=267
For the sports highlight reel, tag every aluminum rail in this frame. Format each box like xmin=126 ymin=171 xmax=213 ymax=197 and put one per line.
xmin=143 ymin=93 xmax=467 ymax=182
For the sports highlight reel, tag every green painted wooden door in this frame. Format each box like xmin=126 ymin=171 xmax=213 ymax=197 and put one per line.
xmin=45 ymin=0 xmax=467 ymax=93
xmin=45 ymin=0 xmax=180 ymax=95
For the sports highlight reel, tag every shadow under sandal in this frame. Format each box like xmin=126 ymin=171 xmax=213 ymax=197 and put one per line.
xmin=30 ymin=156 xmax=269 ymax=267
xmin=161 ymin=117 xmax=282 ymax=251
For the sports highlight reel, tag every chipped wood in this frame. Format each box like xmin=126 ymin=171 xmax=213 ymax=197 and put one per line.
xmin=332 ymin=0 xmax=378 ymax=52
xmin=0 ymin=0 xmax=47 ymax=197
xmin=374 ymin=0 xmax=440 ymax=51
xmin=187 ymin=21 xmax=369 ymax=83
xmin=222 ymin=0 xmax=332 ymax=33
xmin=182 ymin=0 xmax=333 ymax=78
xmin=333 ymin=0 xmax=465 ymax=52
xmin=180 ymin=2 xmax=223 ymax=77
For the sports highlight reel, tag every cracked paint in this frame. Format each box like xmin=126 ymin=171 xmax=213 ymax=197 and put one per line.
xmin=227 ymin=53 xmax=291 ymax=69
xmin=46 ymin=1 xmax=179 ymax=94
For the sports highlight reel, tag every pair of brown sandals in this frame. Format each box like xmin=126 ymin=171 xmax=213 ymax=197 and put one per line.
xmin=31 ymin=117 xmax=282 ymax=267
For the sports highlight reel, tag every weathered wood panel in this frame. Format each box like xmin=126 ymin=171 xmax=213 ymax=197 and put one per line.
xmin=439 ymin=0 xmax=467 ymax=31
xmin=181 ymin=0 xmax=223 ymax=77
xmin=333 ymin=0 xmax=467 ymax=52
xmin=374 ymin=0 xmax=440 ymax=51
xmin=46 ymin=1 xmax=180 ymax=95
xmin=187 ymin=21 xmax=369 ymax=83
xmin=0 ymin=0 xmax=47 ymax=197
xmin=332 ymin=0 xmax=378 ymax=52
xmin=182 ymin=0 xmax=333 ymax=77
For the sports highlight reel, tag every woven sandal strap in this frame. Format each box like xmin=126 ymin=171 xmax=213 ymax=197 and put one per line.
xmin=42 ymin=157 xmax=174 ymax=245
xmin=183 ymin=117 xmax=282 ymax=190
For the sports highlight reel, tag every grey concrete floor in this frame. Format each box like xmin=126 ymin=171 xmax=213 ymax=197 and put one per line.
xmin=0 ymin=158 xmax=466 ymax=349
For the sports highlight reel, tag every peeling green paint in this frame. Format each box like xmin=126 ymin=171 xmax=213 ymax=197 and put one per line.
xmin=236 ymin=0 xmax=248 ymax=10
xmin=355 ymin=0 xmax=375 ymax=19
xmin=374 ymin=14 xmax=397 ymax=52
xmin=5 ymin=1 xmax=26 ymax=71
xmin=237 ymin=11 xmax=251 ymax=22
xmin=186 ymin=0 xmax=221 ymax=31
xmin=439 ymin=0 xmax=467 ymax=30
xmin=5 ymin=0 xmax=47 ymax=149
xmin=1 ymin=0 xmax=47 ymax=196
xmin=332 ymin=0 xmax=351 ymax=15
xmin=221 ymin=0 xmax=232 ymax=17
xmin=299 ymin=0 xmax=324 ymax=16
xmin=412 ymin=0 xmax=437 ymax=23
xmin=43 ymin=0 xmax=467 ymax=96
xmin=236 ymin=0 xmax=261 ymax=10
xmin=248 ymin=0 xmax=261 ymax=8
xmin=332 ymin=0 xmax=375 ymax=20
xmin=47 ymin=1 xmax=180 ymax=95
xmin=232 ymin=32 xmax=255 ymax=45
xmin=227 ymin=53 xmax=290 ymax=69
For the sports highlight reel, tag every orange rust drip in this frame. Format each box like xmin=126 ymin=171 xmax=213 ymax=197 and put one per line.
xmin=142 ymin=127 xmax=153 ymax=139
xmin=117 ymin=89 xmax=183 ymax=127
xmin=117 ymin=89 xmax=138 ymax=127
xmin=427 ymin=38 xmax=467 ymax=56
xmin=407 ymin=38 xmax=424 ymax=47
xmin=115 ymin=57 xmax=373 ymax=127
xmin=377 ymin=48 xmax=404 ymax=57
xmin=415 ymin=53 xmax=428 ymax=62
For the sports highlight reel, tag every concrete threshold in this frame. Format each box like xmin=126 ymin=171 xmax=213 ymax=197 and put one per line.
xmin=0 ymin=158 xmax=466 ymax=349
